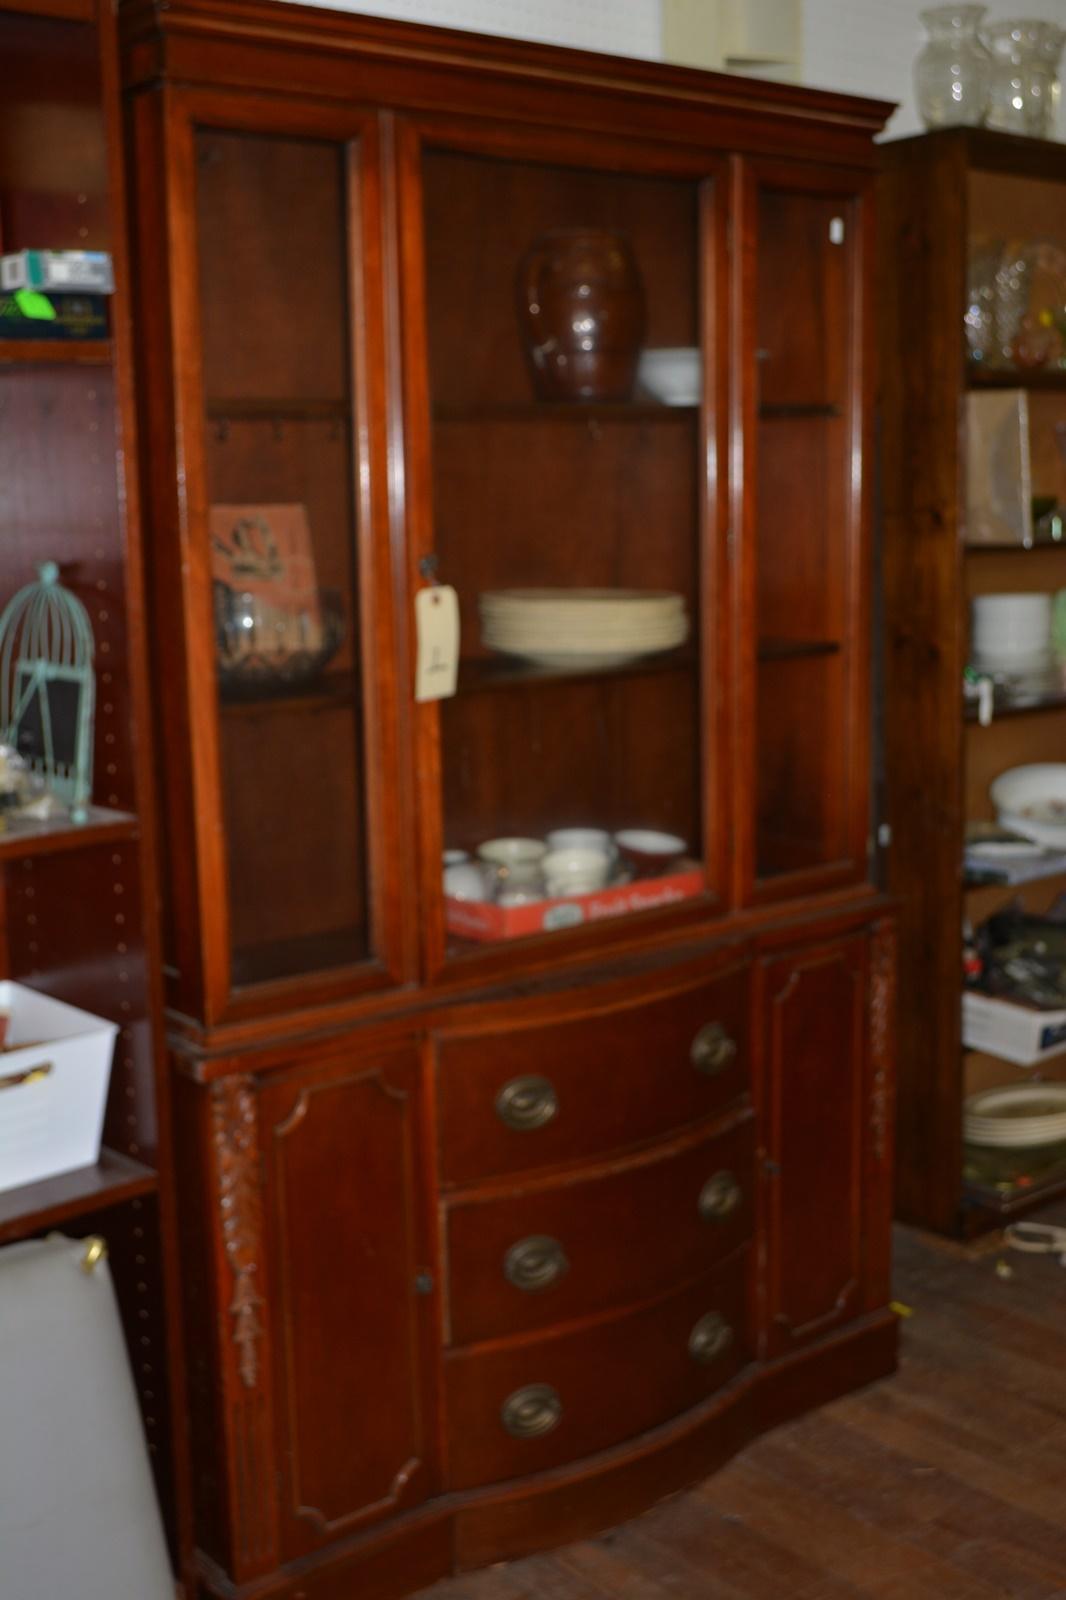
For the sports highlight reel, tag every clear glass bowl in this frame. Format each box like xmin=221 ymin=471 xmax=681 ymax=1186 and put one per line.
xmin=213 ymin=582 xmax=345 ymax=699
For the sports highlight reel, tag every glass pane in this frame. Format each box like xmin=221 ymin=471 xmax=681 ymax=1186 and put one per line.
xmin=195 ymin=129 xmax=369 ymax=989
xmin=422 ymin=148 xmax=705 ymax=953
xmin=754 ymin=186 xmax=854 ymax=880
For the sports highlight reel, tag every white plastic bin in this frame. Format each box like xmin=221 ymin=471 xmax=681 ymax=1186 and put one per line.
xmin=0 ymin=981 xmax=117 ymax=1194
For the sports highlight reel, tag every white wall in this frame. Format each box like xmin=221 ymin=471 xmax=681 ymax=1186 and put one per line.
xmin=287 ymin=0 xmax=660 ymax=58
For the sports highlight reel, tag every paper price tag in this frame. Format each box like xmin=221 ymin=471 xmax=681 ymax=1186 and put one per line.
xmin=414 ymin=584 xmax=460 ymax=702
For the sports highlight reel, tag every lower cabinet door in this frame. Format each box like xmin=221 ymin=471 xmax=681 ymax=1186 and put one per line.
xmin=257 ymin=1042 xmax=438 ymax=1559
xmin=759 ymin=933 xmax=867 ymax=1358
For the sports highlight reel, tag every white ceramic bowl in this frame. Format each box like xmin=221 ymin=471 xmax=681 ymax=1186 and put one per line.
xmin=546 ymin=828 xmax=615 ymax=856
xmin=478 ymin=837 xmax=546 ymax=886
xmin=990 ymin=763 xmax=1066 ymax=847
xmin=443 ymin=861 xmax=492 ymax=902
xmin=542 ymin=846 xmax=610 ymax=893
xmin=637 ymin=347 xmax=701 ymax=406
xmin=614 ymin=828 xmax=686 ymax=874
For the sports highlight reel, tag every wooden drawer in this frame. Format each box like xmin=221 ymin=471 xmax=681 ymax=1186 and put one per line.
xmin=444 ymin=1112 xmax=753 ymax=1346
xmin=436 ymin=962 xmax=750 ymax=1186
xmin=443 ymin=1247 xmax=750 ymax=1491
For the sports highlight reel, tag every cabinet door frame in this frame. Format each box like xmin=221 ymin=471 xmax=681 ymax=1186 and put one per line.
xmin=755 ymin=928 xmax=868 ymax=1359
xmin=257 ymin=1038 xmax=441 ymax=1560
xmin=733 ymin=157 xmax=876 ymax=909
xmin=392 ymin=110 xmax=733 ymax=985
xmin=131 ymin=87 xmax=416 ymax=1026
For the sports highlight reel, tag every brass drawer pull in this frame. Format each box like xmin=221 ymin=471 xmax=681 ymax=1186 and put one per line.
xmin=504 ymin=1234 xmax=569 ymax=1293
xmin=698 ymin=1170 xmax=742 ymax=1223
xmin=690 ymin=1022 xmax=737 ymax=1077
xmin=501 ymin=1382 xmax=562 ymax=1439
xmin=495 ymin=1074 xmax=558 ymax=1132
xmin=688 ymin=1311 xmax=734 ymax=1366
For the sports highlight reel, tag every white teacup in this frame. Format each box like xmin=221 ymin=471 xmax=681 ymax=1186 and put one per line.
xmin=443 ymin=860 xmax=492 ymax=901
xmin=546 ymin=827 xmax=616 ymax=858
xmin=542 ymin=846 xmax=610 ymax=898
xmin=478 ymin=837 xmax=546 ymax=887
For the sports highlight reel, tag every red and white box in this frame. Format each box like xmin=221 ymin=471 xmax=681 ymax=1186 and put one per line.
xmin=445 ymin=866 xmax=704 ymax=943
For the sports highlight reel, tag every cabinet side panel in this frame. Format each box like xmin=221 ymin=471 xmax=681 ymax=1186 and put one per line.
xmin=879 ymin=140 xmax=966 ymax=1233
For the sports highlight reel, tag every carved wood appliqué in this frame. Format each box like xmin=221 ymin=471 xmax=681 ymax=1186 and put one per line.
xmin=213 ymin=1075 xmax=265 ymax=1388
xmin=869 ymin=920 xmax=896 ymax=1168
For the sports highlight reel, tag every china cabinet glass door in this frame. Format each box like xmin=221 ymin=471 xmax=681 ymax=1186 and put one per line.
xmin=416 ymin=141 xmax=716 ymax=958
xmin=749 ymin=171 xmax=867 ymax=895
xmin=192 ymin=125 xmax=373 ymax=993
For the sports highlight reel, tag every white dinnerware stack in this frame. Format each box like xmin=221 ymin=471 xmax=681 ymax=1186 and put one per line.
xmin=970 ymin=592 xmax=1052 ymax=677
xmin=479 ymin=588 xmax=688 ymax=670
xmin=964 ymin=1083 xmax=1066 ymax=1150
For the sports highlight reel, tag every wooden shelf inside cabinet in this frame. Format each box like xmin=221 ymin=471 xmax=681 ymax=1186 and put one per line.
xmin=758 ymin=638 xmax=841 ymax=660
xmin=218 ymin=673 xmax=359 ymax=715
xmin=0 ymin=339 xmax=112 ymax=367
xmin=456 ymin=651 xmax=694 ymax=693
xmin=0 ymin=806 xmax=138 ymax=862
xmin=206 ymin=396 xmax=349 ymax=423
xmin=967 ymin=367 xmax=1066 ymax=392
xmin=758 ymin=402 xmax=842 ymax=419
xmin=0 ymin=1150 xmax=158 ymax=1247
xmin=433 ymin=401 xmax=699 ymax=424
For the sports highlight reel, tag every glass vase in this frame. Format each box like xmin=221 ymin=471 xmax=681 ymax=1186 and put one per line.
xmin=985 ymin=20 xmax=1065 ymax=139
xmin=915 ymin=5 xmax=993 ymax=128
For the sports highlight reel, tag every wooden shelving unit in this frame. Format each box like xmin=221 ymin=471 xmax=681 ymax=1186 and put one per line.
xmin=882 ymin=126 xmax=1066 ymax=1238
xmin=0 ymin=0 xmax=191 ymax=1580
xmin=0 ymin=1149 xmax=156 ymax=1247
xmin=0 ymin=806 xmax=137 ymax=861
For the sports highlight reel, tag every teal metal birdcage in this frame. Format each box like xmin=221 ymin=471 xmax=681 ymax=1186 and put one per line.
xmin=0 ymin=562 xmax=95 ymax=823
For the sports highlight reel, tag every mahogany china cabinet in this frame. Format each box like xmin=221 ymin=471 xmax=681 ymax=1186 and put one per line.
xmin=119 ymin=3 xmax=897 ymax=1595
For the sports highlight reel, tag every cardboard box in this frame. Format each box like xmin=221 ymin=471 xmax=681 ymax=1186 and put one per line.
xmin=0 ymin=981 xmax=117 ymax=1194
xmin=0 ymin=250 xmax=115 ymax=294
xmin=445 ymin=866 xmax=703 ymax=943
xmin=962 ymin=987 xmax=1066 ymax=1066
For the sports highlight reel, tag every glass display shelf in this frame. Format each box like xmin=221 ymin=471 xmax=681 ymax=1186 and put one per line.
xmin=0 ymin=1148 xmax=157 ymax=1248
xmin=967 ymin=367 xmax=1066 ymax=392
xmin=758 ymin=402 xmax=841 ymax=419
xmin=0 ymin=805 xmax=137 ymax=863
xmin=0 ymin=339 xmax=111 ymax=366
xmin=218 ymin=672 xmax=359 ymax=716
xmin=457 ymin=651 xmax=694 ymax=693
xmin=434 ymin=401 xmax=698 ymax=424
xmin=758 ymin=638 xmax=840 ymax=661
xmin=206 ymin=396 xmax=348 ymax=423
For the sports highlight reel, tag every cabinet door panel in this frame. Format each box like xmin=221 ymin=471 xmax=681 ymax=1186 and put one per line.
xmin=258 ymin=1046 xmax=436 ymax=1556
xmin=760 ymin=936 xmax=865 ymax=1356
xmin=743 ymin=165 xmax=871 ymax=901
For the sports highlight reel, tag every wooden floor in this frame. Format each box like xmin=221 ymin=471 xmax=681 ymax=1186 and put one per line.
xmin=417 ymin=1205 xmax=1066 ymax=1599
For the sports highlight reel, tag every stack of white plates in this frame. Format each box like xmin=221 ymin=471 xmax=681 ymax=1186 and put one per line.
xmin=964 ymin=1083 xmax=1066 ymax=1148
xmin=479 ymin=588 xmax=689 ymax=669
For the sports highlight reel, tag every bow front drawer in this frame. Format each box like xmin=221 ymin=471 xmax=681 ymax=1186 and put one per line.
xmin=444 ymin=1111 xmax=754 ymax=1345
xmin=443 ymin=1246 xmax=750 ymax=1491
xmin=436 ymin=962 xmax=750 ymax=1186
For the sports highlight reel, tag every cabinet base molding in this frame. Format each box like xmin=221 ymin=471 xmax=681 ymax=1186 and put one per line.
xmin=193 ymin=1311 xmax=898 ymax=1600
